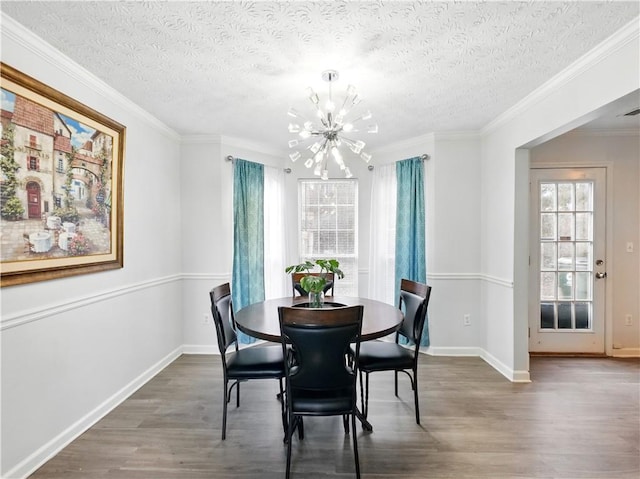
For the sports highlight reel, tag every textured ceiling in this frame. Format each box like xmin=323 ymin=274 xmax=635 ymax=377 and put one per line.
xmin=1 ymin=1 xmax=639 ymax=153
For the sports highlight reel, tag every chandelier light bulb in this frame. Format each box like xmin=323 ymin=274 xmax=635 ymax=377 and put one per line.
xmin=287 ymin=69 xmax=376 ymax=179
xmin=289 ymin=151 xmax=301 ymax=162
xmin=330 ymin=146 xmax=342 ymax=162
xmin=307 ymin=87 xmax=319 ymax=105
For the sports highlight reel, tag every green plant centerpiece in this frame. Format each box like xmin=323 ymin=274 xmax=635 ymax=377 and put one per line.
xmin=285 ymin=259 xmax=344 ymax=308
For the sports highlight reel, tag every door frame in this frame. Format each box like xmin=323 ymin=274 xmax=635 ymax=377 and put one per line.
xmin=528 ymin=161 xmax=614 ymax=356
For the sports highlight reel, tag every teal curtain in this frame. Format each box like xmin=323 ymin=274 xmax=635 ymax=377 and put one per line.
xmin=232 ymin=159 xmax=265 ymax=344
xmin=395 ymin=157 xmax=428 ymax=346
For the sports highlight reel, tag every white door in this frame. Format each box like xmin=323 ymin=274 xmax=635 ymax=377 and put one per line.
xmin=529 ymin=168 xmax=607 ymax=353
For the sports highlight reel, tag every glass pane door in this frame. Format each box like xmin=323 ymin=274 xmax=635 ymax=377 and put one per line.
xmin=539 ymin=181 xmax=593 ymax=331
xmin=529 ymin=167 xmax=606 ymax=354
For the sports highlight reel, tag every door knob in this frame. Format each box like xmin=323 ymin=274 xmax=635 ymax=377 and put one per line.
xmin=595 ymin=272 xmax=607 ymax=279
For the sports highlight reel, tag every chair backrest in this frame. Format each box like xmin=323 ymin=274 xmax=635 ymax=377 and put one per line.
xmin=397 ymin=279 xmax=432 ymax=348
xmin=210 ymin=282 xmax=237 ymax=355
xmin=291 ymin=272 xmax=335 ymax=297
xmin=278 ymin=305 xmax=363 ymax=392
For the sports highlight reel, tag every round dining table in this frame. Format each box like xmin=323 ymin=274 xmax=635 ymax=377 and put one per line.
xmin=234 ymin=295 xmax=402 ymax=432
xmin=234 ymin=296 xmax=403 ymax=343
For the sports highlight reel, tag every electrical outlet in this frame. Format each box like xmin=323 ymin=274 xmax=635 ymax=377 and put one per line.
xmin=463 ymin=314 xmax=471 ymax=326
xmin=627 ymin=242 xmax=634 ymax=253
xmin=625 ymin=314 xmax=633 ymax=326
xmin=203 ymin=313 xmax=211 ymax=325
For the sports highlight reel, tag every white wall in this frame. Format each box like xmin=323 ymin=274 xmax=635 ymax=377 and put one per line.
xmin=480 ymin=19 xmax=639 ymax=380
xmin=1 ymin=16 xmax=183 ymax=478
xmin=180 ymin=136 xmax=287 ymax=351
xmin=530 ymin=132 xmax=640 ymax=354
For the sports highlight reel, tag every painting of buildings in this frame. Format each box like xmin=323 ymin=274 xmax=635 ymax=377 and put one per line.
xmin=1 ymin=88 xmax=113 ymax=262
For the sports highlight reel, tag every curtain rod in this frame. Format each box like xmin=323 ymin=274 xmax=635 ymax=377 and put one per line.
xmin=226 ymin=153 xmax=429 ymax=173
xmin=226 ymin=155 xmax=291 ymax=173
xmin=367 ymin=153 xmax=430 ymax=171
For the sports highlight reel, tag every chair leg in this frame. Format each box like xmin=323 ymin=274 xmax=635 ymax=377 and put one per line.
xmin=343 ymin=414 xmax=350 ymax=434
xmin=359 ymin=370 xmax=365 ymax=418
xmin=278 ymin=378 xmax=287 ymax=438
xmin=364 ymin=373 xmax=371 ymax=419
xmin=222 ymin=379 xmax=228 ymax=440
xmin=351 ymin=412 xmax=361 ymax=479
xmin=394 ymin=370 xmax=399 ymax=397
xmin=413 ymin=367 xmax=420 ymax=425
xmin=285 ymin=414 xmax=294 ymax=479
xmin=236 ymin=380 xmax=240 ymax=407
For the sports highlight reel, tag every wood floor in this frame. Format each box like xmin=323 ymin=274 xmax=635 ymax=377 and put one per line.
xmin=29 ymin=355 xmax=639 ymax=479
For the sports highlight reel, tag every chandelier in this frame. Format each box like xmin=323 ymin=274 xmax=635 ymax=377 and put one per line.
xmin=287 ymin=70 xmax=377 ymax=179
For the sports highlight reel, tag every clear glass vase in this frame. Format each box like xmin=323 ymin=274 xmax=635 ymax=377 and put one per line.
xmin=308 ymin=291 xmax=324 ymax=308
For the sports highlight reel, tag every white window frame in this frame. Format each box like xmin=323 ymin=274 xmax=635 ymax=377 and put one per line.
xmin=297 ymin=179 xmax=358 ymax=296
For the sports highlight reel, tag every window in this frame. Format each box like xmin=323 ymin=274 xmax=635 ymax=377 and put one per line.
xmin=57 ymin=158 xmax=64 ymax=173
xmin=298 ymin=179 xmax=358 ymax=296
xmin=539 ymin=181 xmax=594 ymax=330
xmin=28 ymin=156 xmax=39 ymax=171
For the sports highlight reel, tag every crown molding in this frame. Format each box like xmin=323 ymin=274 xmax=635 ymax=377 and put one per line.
xmin=220 ymin=134 xmax=286 ymax=158
xmin=371 ymin=132 xmax=435 ymax=158
xmin=482 ymin=16 xmax=640 ymax=135
xmin=1 ymin=12 xmax=180 ymax=141
xmin=180 ymin=134 xmax=223 ymax=145
xmin=433 ymin=131 xmax=482 ymax=141
xmin=567 ymin=128 xmax=640 ymax=137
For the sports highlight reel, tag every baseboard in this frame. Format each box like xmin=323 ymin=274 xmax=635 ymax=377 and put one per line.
xmin=425 ymin=347 xmax=531 ymax=383
xmin=182 ymin=344 xmax=219 ymax=355
xmin=425 ymin=346 xmax=483 ymax=356
xmin=480 ymin=349 xmax=531 ymax=383
xmin=530 ymin=352 xmax=608 ymax=357
xmin=611 ymin=347 xmax=640 ymax=358
xmin=5 ymin=346 xmax=183 ymax=479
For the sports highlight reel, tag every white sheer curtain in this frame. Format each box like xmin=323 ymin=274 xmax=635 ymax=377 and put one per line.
xmin=368 ymin=163 xmax=397 ymax=305
xmin=263 ymin=165 xmax=289 ymax=299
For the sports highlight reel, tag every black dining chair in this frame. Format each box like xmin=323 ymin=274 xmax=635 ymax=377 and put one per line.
xmin=357 ymin=279 xmax=432 ymax=425
xmin=209 ymin=283 xmax=285 ymax=440
xmin=291 ymin=272 xmax=335 ymax=297
xmin=278 ymin=305 xmax=364 ymax=479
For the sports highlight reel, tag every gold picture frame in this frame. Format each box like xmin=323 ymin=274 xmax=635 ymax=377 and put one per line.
xmin=1 ymin=63 xmax=125 ymax=286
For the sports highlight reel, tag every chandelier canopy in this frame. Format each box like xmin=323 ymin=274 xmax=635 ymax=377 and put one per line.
xmin=287 ymin=70 xmax=377 ymax=179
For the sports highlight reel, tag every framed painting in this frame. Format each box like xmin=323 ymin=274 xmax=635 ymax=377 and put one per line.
xmin=0 ymin=63 xmax=125 ymax=286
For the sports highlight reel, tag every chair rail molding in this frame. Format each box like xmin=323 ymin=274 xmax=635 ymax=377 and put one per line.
xmin=1 ymin=274 xmax=182 ymax=331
